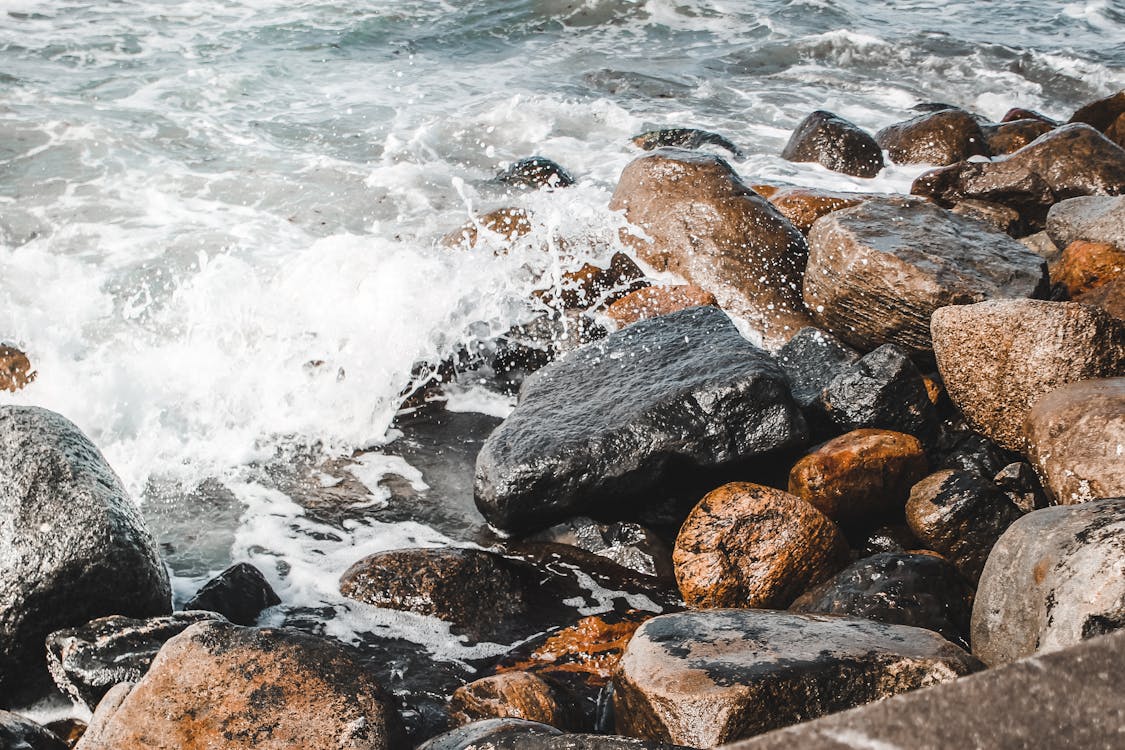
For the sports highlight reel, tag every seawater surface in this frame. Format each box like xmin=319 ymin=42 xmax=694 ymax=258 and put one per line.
xmin=2 ymin=0 xmax=1123 ymax=717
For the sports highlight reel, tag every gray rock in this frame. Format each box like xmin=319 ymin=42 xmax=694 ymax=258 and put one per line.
xmin=0 ymin=711 xmax=67 ymax=750
xmin=418 ymin=718 xmax=686 ymax=750
xmin=183 ymin=562 xmax=281 ymax=626
xmin=0 ymin=406 xmax=172 ymax=704
xmin=526 ymin=517 xmax=672 ymax=579
xmin=1046 ymin=195 xmax=1125 ymax=251
xmin=820 ymin=344 xmax=938 ymax=440
xmin=1018 ymin=230 xmax=1062 ymax=263
xmin=780 ymin=110 xmax=884 ymax=178
xmin=971 ymin=497 xmax=1125 ymax=666
xmin=775 ymin=327 xmax=860 ymax=437
xmin=474 ymin=306 xmax=808 ymax=533
xmin=993 ymin=461 xmax=1048 ymax=513
xmin=612 ymin=609 xmax=981 ymax=747
xmin=632 ymin=128 xmax=744 ymax=159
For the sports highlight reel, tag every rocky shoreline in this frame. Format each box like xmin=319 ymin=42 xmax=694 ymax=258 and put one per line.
xmin=2 ymin=89 xmax=1124 ymax=749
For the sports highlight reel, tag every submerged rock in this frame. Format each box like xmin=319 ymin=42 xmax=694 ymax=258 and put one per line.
xmin=780 ymin=110 xmax=884 ymax=178
xmin=631 ymin=127 xmax=744 ymax=159
xmin=183 ymin=562 xmax=280 ymax=626
xmin=497 ymin=157 xmax=575 ymax=189
xmin=876 ymin=108 xmax=989 ymax=165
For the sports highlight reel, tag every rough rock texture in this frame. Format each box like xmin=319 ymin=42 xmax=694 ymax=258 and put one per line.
xmin=950 ymin=198 xmax=1024 ymax=235
xmin=789 ymin=552 xmax=975 ymax=646
xmin=1075 ymin=275 xmax=1125 ymax=320
xmin=877 ymin=109 xmax=989 ymax=165
xmin=803 ymin=197 xmax=1047 ymax=357
xmin=775 ymin=327 xmax=860 ymax=436
xmin=474 ymin=306 xmax=808 ymax=533
xmin=1107 ymin=112 xmax=1125 ymax=148
xmin=183 ymin=562 xmax=280 ymax=626
xmin=931 ymin=299 xmax=1125 ymax=451
xmin=418 ymin=719 xmax=685 ymax=750
xmin=780 ymin=111 xmax=884 ymax=178
xmin=1052 ymin=240 xmax=1125 ymax=296
xmin=993 ymin=461 xmax=1049 ymax=513
xmin=450 ymin=672 xmax=570 ymax=728
xmin=46 ymin=611 xmax=225 ymax=710
xmin=536 ymin=253 xmax=647 ymax=312
xmin=906 ymin=469 xmax=1024 ymax=582
xmin=0 ymin=406 xmax=172 ymax=704
xmin=1002 ymin=107 xmax=1059 ymax=126
xmin=719 ymin=629 xmax=1125 ymax=750
xmin=820 ymin=344 xmax=939 ymax=440
xmin=603 ymin=285 xmax=716 ymax=328
xmin=971 ymin=498 xmax=1125 ymax=666
xmin=1069 ymin=90 xmax=1125 ymax=132
xmin=443 ymin=207 xmax=533 ymax=251
xmin=765 ymin=187 xmax=867 ymax=234
xmin=613 ymin=609 xmax=981 ymax=747
xmin=787 ymin=429 xmax=928 ymax=526
xmin=497 ymin=157 xmax=575 ymax=189
xmin=74 ymin=620 xmax=403 ymax=750
xmin=1023 ymin=378 xmax=1125 ymax=505
xmin=0 ymin=345 xmax=35 ymax=392
xmin=527 ymin=519 xmax=672 ymax=579
xmin=632 ymin=128 xmax=744 ymax=159
xmin=1018 ymin=229 xmax=1062 ymax=263
xmin=0 ymin=711 xmax=68 ymax=750
xmin=1046 ymin=195 xmax=1125 ymax=251
xmin=982 ymin=118 xmax=1055 ymax=156
xmin=609 ymin=150 xmax=812 ymax=348
xmin=672 ymin=482 xmax=848 ymax=609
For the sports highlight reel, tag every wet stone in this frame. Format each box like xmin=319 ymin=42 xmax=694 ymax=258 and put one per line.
xmin=183 ymin=562 xmax=280 ymax=626
xmin=950 ymin=198 xmax=1024 ymax=235
xmin=442 ymin=207 xmax=533 ymax=251
xmin=876 ymin=109 xmax=989 ymax=165
xmin=603 ymin=284 xmax=716 ymax=329
xmin=497 ymin=157 xmax=575 ymax=189
xmin=1068 ymin=89 xmax=1125 ymax=132
xmin=993 ymin=461 xmax=1048 ymax=513
xmin=631 ymin=127 xmax=744 ymax=159
xmin=780 ymin=110 xmax=884 ymax=178
xmin=775 ymin=326 xmax=860 ymax=438
xmin=0 ymin=345 xmax=35 ymax=392
xmin=0 ymin=711 xmax=67 ymax=750
xmin=525 ymin=518 xmax=672 ymax=579
xmin=981 ymin=118 xmax=1055 ymax=156
xmin=450 ymin=672 xmax=572 ymax=729
xmin=417 ymin=719 xmax=685 ymax=750
xmin=1051 ymin=240 xmax=1125 ymax=297
xmin=1075 ymin=276 xmax=1125 ymax=321
xmin=820 ymin=344 xmax=939 ymax=442
xmin=1045 ymin=195 xmax=1125 ymax=252
xmin=765 ymin=186 xmax=867 ymax=234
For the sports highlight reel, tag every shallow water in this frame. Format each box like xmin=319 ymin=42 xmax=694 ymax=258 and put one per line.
xmin=2 ymin=0 xmax=1123 ymax=716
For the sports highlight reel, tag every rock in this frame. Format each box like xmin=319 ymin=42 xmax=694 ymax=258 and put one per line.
xmin=526 ymin=519 xmax=672 ymax=578
xmin=0 ymin=711 xmax=67 ymax=750
xmin=1018 ymin=230 xmax=1062 ymax=263
xmin=451 ymin=672 xmax=571 ymax=728
xmin=74 ymin=620 xmax=403 ymax=750
xmin=42 ymin=719 xmax=85 ymax=748
xmin=487 ymin=310 xmax=608 ymax=392
xmin=820 ymin=344 xmax=939 ymax=440
xmin=764 ymin=187 xmax=867 ymax=234
xmin=474 ymin=306 xmax=808 ymax=533
xmin=672 ymin=482 xmax=847 ymax=609
xmin=787 ymin=429 xmax=928 ymax=527
xmin=950 ymin=199 xmax=1024 ymax=235
xmin=971 ymin=498 xmax=1125 ymax=666
xmin=602 ymin=285 xmax=716 ymax=328
xmin=1052 ymin=240 xmax=1125 ymax=297
xmin=0 ymin=345 xmax=35 ymax=392
xmin=497 ymin=157 xmax=575 ymax=189
xmin=1001 ymin=107 xmax=1058 ymax=126
xmin=931 ymin=418 xmax=1022 ymax=478
xmin=780 ymin=111 xmax=884 ymax=178
xmin=775 ymin=327 xmax=860 ymax=437
xmin=1046 ymin=195 xmax=1125 ymax=252
xmin=46 ymin=611 xmax=226 ymax=710
xmin=906 ymin=469 xmax=1024 ymax=581
xmin=857 ymin=524 xmax=923 ymax=556
xmin=608 ymin=150 xmax=812 ymax=348
xmin=1022 ymin=378 xmax=1125 ymax=505
xmin=612 ymin=609 xmax=981 ymax=747
xmin=1075 ymin=275 xmax=1125 ymax=320
xmin=993 ymin=461 xmax=1048 ymax=513
xmin=876 ymin=109 xmax=989 ymax=166
xmin=183 ymin=562 xmax=280 ymax=626
xmin=789 ymin=552 xmax=975 ymax=646
xmin=930 ymin=299 xmax=1125 ymax=450
xmin=631 ymin=128 xmax=744 ymax=159
xmin=803 ymin=197 xmax=1047 ymax=358
xmin=443 ymin=207 xmax=533 ymax=250
xmin=719 ymin=628 xmax=1125 ymax=750
xmin=1068 ymin=90 xmax=1125 ymax=132
xmin=537 ymin=253 xmax=647 ymax=311
xmin=0 ymin=406 xmax=171 ymax=704
xmin=418 ymin=719 xmax=683 ymax=750
xmin=1106 ymin=112 xmax=1125 ymax=149
xmin=981 ymin=118 xmax=1055 ymax=156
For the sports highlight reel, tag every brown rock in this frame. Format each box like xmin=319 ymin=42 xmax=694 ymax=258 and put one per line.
xmin=982 ymin=118 xmax=1055 ymax=156
xmin=672 ymin=482 xmax=848 ymax=609
xmin=787 ymin=429 xmax=928 ymax=526
xmin=536 ymin=253 xmax=647 ymax=311
xmin=876 ymin=109 xmax=989 ymax=166
xmin=0 ymin=345 xmax=34 ymax=392
xmin=450 ymin=672 xmax=569 ymax=728
xmin=1052 ymin=240 xmax=1125 ymax=297
xmin=1106 ymin=112 xmax=1125 ymax=149
xmin=1001 ymin=107 xmax=1058 ymax=126
xmin=780 ymin=110 xmax=885 ymax=178
xmin=495 ymin=614 xmax=648 ymax=688
xmin=765 ymin=187 xmax=866 ymax=234
xmin=1075 ymin=275 xmax=1125 ymax=320
xmin=74 ymin=621 xmax=403 ymax=750
xmin=609 ymin=150 xmax=811 ymax=348
xmin=931 ymin=299 xmax=1125 ymax=450
xmin=443 ymin=207 xmax=533 ymax=250
xmin=950 ymin=199 xmax=1024 ymax=235
xmin=1023 ymin=378 xmax=1125 ymax=505
xmin=603 ymin=285 xmax=715 ymax=327
xmin=1068 ymin=90 xmax=1125 ymax=132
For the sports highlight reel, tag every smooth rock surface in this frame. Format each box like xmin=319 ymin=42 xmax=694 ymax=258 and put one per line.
xmin=497 ymin=157 xmax=575 ymax=189
xmin=183 ymin=562 xmax=280 ymax=626
xmin=764 ymin=186 xmax=867 ymax=234
xmin=982 ymin=118 xmax=1055 ymax=155
xmin=780 ymin=110 xmax=884 ymax=177
xmin=0 ymin=711 xmax=67 ymax=750
xmin=450 ymin=672 xmax=570 ymax=728
xmin=475 ymin=306 xmax=808 ymax=533
xmin=876 ymin=109 xmax=989 ymax=166
xmin=1046 ymin=195 xmax=1125 ymax=251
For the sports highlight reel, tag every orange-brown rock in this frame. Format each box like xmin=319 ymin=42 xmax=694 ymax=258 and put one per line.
xmin=1075 ymin=275 xmax=1125 ymax=320
xmin=0 ymin=345 xmax=35 ymax=392
xmin=672 ymin=482 xmax=848 ymax=609
xmin=787 ymin=429 xmax=928 ymax=526
xmin=982 ymin=119 xmax=1055 ymax=156
xmin=450 ymin=672 xmax=569 ymax=728
xmin=1106 ymin=112 xmax=1125 ymax=149
xmin=443 ymin=207 xmax=533 ymax=250
xmin=602 ymin=285 xmax=715 ymax=327
xmin=74 ymin=620 xmax=403 ymax=750
xmin=1068 ymin=90 xmax=1125 ymax=132
xmin=876 ymin=109 xmax=989 ymax=166
xmin=535 ymin=253 xmax=647 ymax=311
xmin=1051 ymin=240 xmax=1125 ymax=297
xmin=495 ymin=613 xmax=648 ymax=687
xmin=1001 ymin=108 xmax=1058 ymax=126
xmin=609 ymin=150 xmax=812 ymax=349
xmin=765 ymin=187 xmax=866 ymax=234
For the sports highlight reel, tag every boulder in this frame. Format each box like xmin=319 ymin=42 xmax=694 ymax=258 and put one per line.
xmin=672 ymin=482 xmax=847 ymax=609
xmin=0 ymin=345 xmax=34 ymax=392
xmin=46 ymin=611 xmax=225 ymax=710
xmin=73 ymin=620 xmax=403 ymax=750
xmin=1022 ymin=378 xmax=1125 ymax=505
xmin=857 ymin=524 xmax=924 ymax=556
xmin=764 ymin=187 xmax=866 ymax=234
xmin=787 ymin=429 xmax=927 ymax=526
xmin=609 ymin=149 xmax=812 ymax=348
xmin=971 ymin=498 xmax=1125 ymax=666
xmin=418 ymin=719 xmax=684 ymax=750
xmin=1019 ymin=230 xmax=1062 ymax=263
xmin=526 ymin=520 xmax=672 ymax=578
xmin=906 ymin=469 xmax=1024 ymax=582
xmin=803 ymin=197 xmax=1047 ymax=357
xmin=1106 ymin=112 xmax=1125 ymax=148
xmin=950 ymin=199 xmax=1024 ymax=235
xmin=497 ymin=157 xmax=575 ymax=189
xmin=820 ymin=344 xmax=939 ymax=440
xmin=603 ymin=285 xmax=716 ymax=328
xmin=1051 ymin=240 xmax=1125 ymax=297
xmin=450 ymin=672 xmax=571 ymax=728
xmin=443 ymin=207 xmax=533 ymax=251
xmin=876 ymin=109 xmax=989 ymax=165
xmin=0 ymin=711 xmax=67 ymax=750
xmin=536 ymin=253 xmax=647 ymax=311
xmin=632 ymin=128 xmax=744 ymax=159
xmin=1068 ymin=90 xmax=1125 ymax=132
xmin=0 ymin=406 xmax=172 ymax=704
xmin=1075 ymin=275 xmax=1125 ymax=320
xmin=612 ymin=609 xmax=981 ymax=747
xmin=780 ymin=110 xmax=885 ymax=177
xmin=931 ymin=299 xmax=1125 ymax=450
xmin=183 ymin=562 xmax=280 ymax=626
xmin=1045 ymin=195 xmax=1125 ymax=251
xmin=981 ymin=118 xmax=1055 ymax=156
xmin=474 ymin=306 xmax=808 ymax=533
xmin=775 ymin=327 xmax=860 ymax=436
xmin=789 ymin=552 xmax=975 ymax=646
xmin=1002 ymin=107 xmax=1058 ymax=126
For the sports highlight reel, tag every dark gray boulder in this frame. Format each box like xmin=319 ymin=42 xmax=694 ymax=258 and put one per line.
xmin=820 ymin=344 xmax=938 ymax=441
xmin=632 ymin=127 xmax=744 ymax=159
xmin=183 ymin=562 xmax=280 ymax=626
xmin=0 ymin=406 xmax=172 ymax=705
xmin=0 ymin=711 xmax=67 ymax=750
xmin=474 ymin=306 xmax=808 ymax=533
xmin=775 ymin=327 xmax=860 ymax=437
xmin=497 ymin=157 xmax=575 ymax=189
xmin=781 ymin=110 xmax=884 ymax=178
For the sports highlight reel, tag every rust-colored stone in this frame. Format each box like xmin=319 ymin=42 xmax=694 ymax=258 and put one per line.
xmin=443 ymin=207 xmax=533 ymax=250
xmin=602 ymin=284 xmax=716 ymax=328
xmin=983 ymin=119 xmax=1055 ymax=156
xmin=0 ymin=345 xmax=35 ymax=392
xmin=1052 ymin=240 xmax=1125 ymax=297
xmin=766 ymin=187 xmax=866 ymax=234
xmin=496 ymin=613 xmax=648 ymax=686
xmin=535 ymin=252 xmax=647 ymax=311
xmin=450 ymin=672 xmax=568 ymax=728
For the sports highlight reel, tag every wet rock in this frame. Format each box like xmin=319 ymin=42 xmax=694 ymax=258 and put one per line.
xmin=876 ymin=109 xmax=989 ymax=166
xmin=971 ymin=497 xmax=1125 ymax=666
xmin=1045 ymin=195 xmax=1125 ymax=251
xmin=906 ymin=469 xmax=1024 ymax=582
xmin=451 ymin=672 xmax=571 ymax=728
xmin=609 ymin=150 xmax=812 ymax=348
xmin=526 ymin=519 xmax=672 ymax=578
xmin=764 ymin=186 xmax=867 ymax=234
xmin=0 ymin=711 xmax=67 ymax=750
xmin=931 ymin=418 xmax=1022 ymax=478
xmin=418 ymin=719 xmax=682 ymax=750
xmin=930 ymin=299 xmax=1125 ymax=451
xmin=1106 ymin=111 xmax=1125 ymax=148
xmin=789 ymin=552 xmax=975 ymax=646
xmin=488 ymin=309 xmax=608 ymax=392
xmin=672 ymin=482 xmax=847 ymax=609
xmin=497 ymin=157 xmax=575 ymax=189
xmin=0 ymin=406 xmax=172 ymax=704
xmin=1052 ymin=240 xmax=1125 ymax=297
xmin=803 ymin=197 xmax=1047 ymax=358
xmin=950 ymin=198 xmax=1024 ymax=235
xmin=981 ymin=118 xmax=1055 ymax=156
xmin=474 ymin=306 xmax=808 ymax=533
xmin=780 ymin=110 xmax=884 ymax=177
xmin=1023 ymin=378 xmax=1125 ymax=505
xmin=1075 ymin=275 xmax=1125 ymax=320
xmin=443 ymin=207 xmax=533 ymax=251
xmin=775 ymin=326 xmax=860 ymax=437
xmin=993 ymin=461 xmax=1048 ymax=513
xmin=0 ymin=345 xmax=35 ymax=392
xmin=43 ymin=719 xmax=84 ymax=748
xmin=537 ymin=253 xmax=647 ymax=311
xmin=183 ymin=562 xmax=280 ymax=626
xmin=856 ymin=524 xmax=923 ymax=556
xmin=45 ymin=611 xmax=225 ymax=710
xmin=631 ymin=128 xmax=744 ymax=159
xmin=602 ymin=285 xmax=716 ymax=328
xmin=1068 ymin=89 xmax=1125 ymax=132
xmin=1001 ymin=107 xmax=1058 ymax=126
xmin=820 ymin=344 xmax=939 ymax=440
xmin=787 ymin=429 xmax=928 ymax=527
xmin=612 ymin=609 xmax=981 ymax=747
